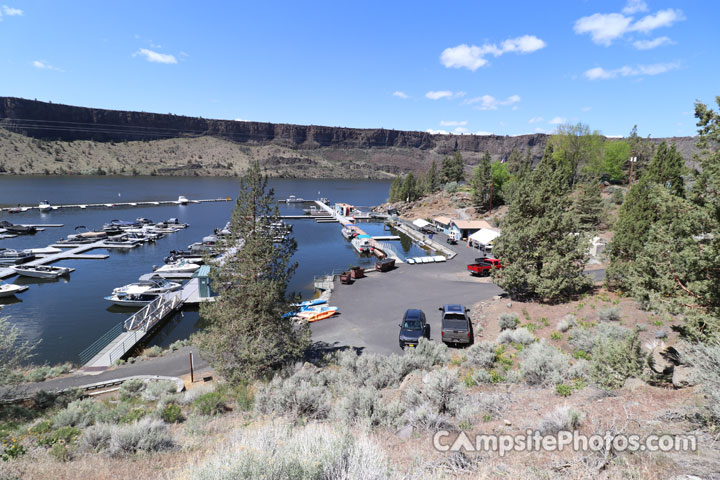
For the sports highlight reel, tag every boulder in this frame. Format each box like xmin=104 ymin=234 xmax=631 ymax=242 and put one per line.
xmin=650 ymin=347 xmax=675 ymax=374
xmin=623 ymin=377 xmax=647 ymax=392
xmin=672 ymin=366 xmax=695 ymax=388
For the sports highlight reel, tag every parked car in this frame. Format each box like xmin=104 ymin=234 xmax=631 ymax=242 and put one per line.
xmin=467 ymin=257 xmax=504 ymax=276
xmin=398 ymin=309 xmax=430 ymax=349
xmin=439 ymin=304 xmax=473 ymax=346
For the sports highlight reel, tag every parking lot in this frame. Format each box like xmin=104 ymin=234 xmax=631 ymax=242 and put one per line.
xmin=310 ymin=234 xmax=504 ymax=354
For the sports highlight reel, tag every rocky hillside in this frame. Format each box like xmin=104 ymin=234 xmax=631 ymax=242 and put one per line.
xmin=0 ymin=97 xmax=699 ymax=178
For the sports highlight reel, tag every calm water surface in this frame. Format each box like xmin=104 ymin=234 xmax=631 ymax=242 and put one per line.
xmin=0 ymin=176 xmax=398 ymax=364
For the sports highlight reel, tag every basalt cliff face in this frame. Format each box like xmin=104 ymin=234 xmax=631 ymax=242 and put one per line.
xmin=0 ymin=97 xmax=697 ymax=178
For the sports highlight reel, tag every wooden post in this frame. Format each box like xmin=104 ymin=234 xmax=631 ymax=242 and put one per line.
xmin=189 ymin=352 xmax=194 ymax=383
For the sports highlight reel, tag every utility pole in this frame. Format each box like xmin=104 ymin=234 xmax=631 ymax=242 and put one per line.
xmin=628 ymin=156 xmax=637 ymax=186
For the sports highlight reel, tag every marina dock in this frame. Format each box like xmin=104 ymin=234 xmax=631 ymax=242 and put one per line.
xmin=0 ymin=239 xmax=109 ymax=280
xmin=79 ymin=276 xmax=209 ymax=370
xmin=0 ymin=197 xmax=231 ymax=213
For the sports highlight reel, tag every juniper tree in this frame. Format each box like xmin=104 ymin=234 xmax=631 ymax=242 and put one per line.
xmin=471 ymin=151 xmax=492 ymax=211
xmin=441 ymin=151 xmax=464 ymax=183
xmin=426 ymin=160 xmax=440 ymax=193
xmin=492 ymin=145 xmax=591 ymax=303
xmin=573 ymin=182 xmax=603 ymax=231
xmin=0 ymin=317 xmax=35 ymax=399
xmin=645 ymin=141 xmax=685 ymax=197
xmin=400 ymin=172 xmax=419 ymax=202
xmin=388 ymin=176 xmax=402 ymax=202
xmin=198 ymin=161 xmax=309 ymax=382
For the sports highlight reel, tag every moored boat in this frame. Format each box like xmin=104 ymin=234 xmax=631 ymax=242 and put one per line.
xmin=0 ymin=221 xmax=37 ymax=235
xmin=104 ymin=292 xmax=159 ymax=307
xmin=11 ymin=265 xmax=75 ymax=278
xmin=0 ymin=249 xmax=36 ymax=265
xmin=0 ymin=282 xmax=29 ymax=298
xmin=112 ymin=275 xmax=181 ymax=296
xmin=152 ymin=260 xmax=201 ymax=278
xmin=177 ymin=196 xmax=189 ymax=205
xmin=38 ymin=200 xmax=52 ymax=212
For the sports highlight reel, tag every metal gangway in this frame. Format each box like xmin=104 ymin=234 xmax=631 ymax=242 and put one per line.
xmin=80 ymin=292 xmax=184 ymax=369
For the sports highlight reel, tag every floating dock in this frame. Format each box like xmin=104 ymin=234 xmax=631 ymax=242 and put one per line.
xmin=0 ymin=239 xmax=109 ymax=280
xmin=0 ymin=197 xmax=231 ymax=213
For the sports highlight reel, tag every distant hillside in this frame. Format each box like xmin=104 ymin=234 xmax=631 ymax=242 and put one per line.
xmin=0 ymin=97 xmax=699 ymax=178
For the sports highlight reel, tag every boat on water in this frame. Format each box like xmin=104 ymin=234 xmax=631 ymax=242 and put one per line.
xmin=164 ymin=250 xmax=204 ymax=264
xmin=285 ymin=195 xmax=305 ymax=204
xmin=102 ymin=220 xmax=140 ymax=231
xmin=0 ymin=282 xmax=29 ymax=298
xmin=341 ymin=226 xmax=358 ymax=240
xmin=11 ymin=265 xmax=75 ymax=278
xmin=0 ymin=221 xmax=37 ymax=235
xmin=38 ymin=200 xmax=52 ymax=212
xmin=152 ymin=260 xmax=201 ymax=278
xmin=177 ymin=196 xmax=189 ymax=205
xmin=0 ymin=249 xmax=36 ymax=265
xmin=7 ymin=205 xmax=23 ymax=214
xmin=104 ymin=292 xmax=160 ymax=307
xmin=112 ymin=275 xmax=181 ymax=296
xmin=161 ymin=218 xmax=189 ymax=229
xmin=351 ymin=236 xmax=373 ymax=255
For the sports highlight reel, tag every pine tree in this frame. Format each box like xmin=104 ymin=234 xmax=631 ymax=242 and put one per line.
xmin=492 ymin=146 xmax=591 ymax=303
xmin=644 ymin=141 xmax=685 ymax=197
xmin=388 ymin=176 xmax=402 ymax=202
xmin=471 ymin=151 xmax=492 ymax=210
xmin=400 ymin=172 xmax=419 ymax=202
xmin=198 ymin=161 xmax=309 ymax=382
xmin=574 ymin=182 xmax=603 ymax=231
xmin=441 ymin=151 xmax=464 ymax=183
xmin=427 ymin=160 xmax=440 ymax=193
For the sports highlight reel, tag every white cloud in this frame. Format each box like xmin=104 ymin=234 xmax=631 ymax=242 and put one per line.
xmin=440 ymin=120 xmax=467 ymax=126
xmin=425 ymin=90 xmax=464 ymax=100
xmin=549 ymin=117 xmax=567 ymax=125
xmin=633 ymin=36 xmax=674 ymax=49
xmin=440 ymin=35 xmax=546 ymax=71
xmin=584 ymin=62 xmax=679 ymax=80
xmin=581 ymin=106 xmax=592 ymax=112
xmin=2 ymin=5 xmax=22 ymax=15
xmin=474 ymin=131 xmax=494 ymax=136
xmin=465 ymin=94 xmax=521 ymax=110
xmin=622 ymin=0 xmax=648 ymax=15
xmin=392 ymin=91 xmax=409 ymax=99
xmin=133 ymin=48 xmax=177 ymax=64
xmin=234 ymin=118 xmax=248 ymax=122
xmin=528 ymin=116 xmax=544 ymax=123
xmin=574 ymin=7 xmax=684 ymax=46
xmin=32 ymin=60 xmax=62 ymax=71
xmin=426 ymin=129 xmax=449 ymax=135
xmin=631 ymin=9 xmax=685 ymax=33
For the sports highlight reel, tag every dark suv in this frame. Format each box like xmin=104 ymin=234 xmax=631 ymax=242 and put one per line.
xmin=439 ymin=304 xmax=473 ymax=346
xmin=398 ymin=309 xmax=430 ymax=349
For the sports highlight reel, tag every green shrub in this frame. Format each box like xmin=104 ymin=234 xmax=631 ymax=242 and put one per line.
xmin=589 ymin=331 xmax=646 ymax=389
xmin=161 ymin=404 xmax=184 ymax=423
xmin=498 ymin=313 xmax=519 ymax=330
xmin=118 ymin=378 xmax=145 ymax=400
xmin=38 ymin=426 xmax=81 ymax=447
xmin=49 ymin=443 xmax=73 ymax=462
xmin=143 ymin=346 xmax=163 ymax=358
xmin=1 ymin=438 xmax=26 ymax=461
xmin=26 ymin=366 xmax=51 ymax=383
xmin=463 ymin=341 xmax=496 ymax=368
xmin=107 ymin=419 xmax=174 ymax=457
xmin=141 ymin=380 xmax=178 ymax=401
xmin=536 ymin=406 xmax=584 ymax=435
xmin=556 ymin=314 xmax=576 ymax=332
xmin=519 ymin=341 xmax=571 ymax=386
xmin=53 ymin=399 xmax=104 ymax=428
xmin=550 ymin=332 xmax=563 ymax=341
xmin=598 ymin=307 xmax=621 ymax=322
xmin=233 ymin=383 xmax=254 ymax=411
xmin=497 ymin=327 xmax=534 ymax=345
xmin=182 ymin=422 xmax=388 ymax=479
xmin=555 ymin=384 xmax=572 ymax=397
xmin=194 ymin=392 xmax=227 ymax=416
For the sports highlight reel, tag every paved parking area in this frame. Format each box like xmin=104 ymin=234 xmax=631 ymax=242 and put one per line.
xmin=310 ymin=238 xmax=503 ymax=354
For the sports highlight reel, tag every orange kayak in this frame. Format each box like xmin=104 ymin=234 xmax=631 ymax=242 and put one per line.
xmin=304 ymin=310 xmax=337 ymax=323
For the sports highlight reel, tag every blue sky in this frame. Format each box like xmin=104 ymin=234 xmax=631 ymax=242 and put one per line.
xmin=0 ymin=0 xmax=716 ymax=138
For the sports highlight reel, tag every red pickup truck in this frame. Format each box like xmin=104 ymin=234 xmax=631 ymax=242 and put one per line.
xmin=467 ymin=258 xmax=504 ymax=276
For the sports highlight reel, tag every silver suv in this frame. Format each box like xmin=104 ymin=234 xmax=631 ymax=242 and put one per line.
xmin=439 ymin=304 xmax=473 ymax=346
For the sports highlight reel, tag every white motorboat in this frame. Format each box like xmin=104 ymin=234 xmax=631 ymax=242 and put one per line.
xmin=104 ymin=292 xmax=159 ymax=307
xmin=341 ymin=226 xmax=358 ymax=240
xmin=11 ymin=265 xmax=75 ymax=278
xmin=177 ymin=196 xmax=189 ymax=205
xmin=0 ymin=282 xmax=28 ymax=298
xmin=152 ymin=260 xmax=200 ymax=278
xmin=112 ymin=275 xmax=181 ymax=296
xmin=38 ymin=200 xmax=52 ymax=212
xmin=0 ymin=249 xmax=36 ymax=265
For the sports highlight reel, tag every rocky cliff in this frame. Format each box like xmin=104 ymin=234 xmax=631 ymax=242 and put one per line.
xmin=0 ymin=97 xmax=698 ymax=178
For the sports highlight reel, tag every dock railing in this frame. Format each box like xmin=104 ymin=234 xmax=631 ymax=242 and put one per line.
xmin=124 ymin=293 xmax=183 ymax=331
xmin=78 ymin=321 xmax=124 ymax=365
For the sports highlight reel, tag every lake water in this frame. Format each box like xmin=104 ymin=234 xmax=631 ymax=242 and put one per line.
xmin=0 ymin=175 xmax=413 ymax=365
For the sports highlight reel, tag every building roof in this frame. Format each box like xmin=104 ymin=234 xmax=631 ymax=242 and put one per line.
xmin=469 ymin=228 xmax=501 ymax=245
xmin=433 ymin=216 xmax=453 ymax=225
xmin=412 ymin=219 xmax=431 ymax=228
xmin=451 ymin=220 xmax=494 ymax=230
